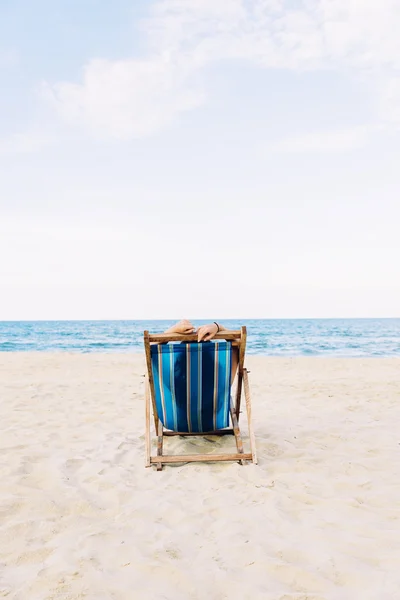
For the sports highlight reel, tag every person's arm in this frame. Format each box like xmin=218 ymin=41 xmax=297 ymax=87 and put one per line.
xmin=158 ymin=319 xmax=195 ymax=345
xmin=196 ymin=322 xmax=227 ymax=342
xmin=164 ymin=321 xmax=239 ymax=383
xmin=164 ymin=319 xmax=195 ymax=335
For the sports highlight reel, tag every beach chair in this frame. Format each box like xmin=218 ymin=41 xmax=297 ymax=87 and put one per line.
xmin=144 ymin=326 xmax=257 ymax=470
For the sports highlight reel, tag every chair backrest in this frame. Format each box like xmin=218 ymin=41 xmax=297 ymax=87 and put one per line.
xmin=144 ymin=327 xmax=247 ymax=431
xmin=149 ymin=341 xmax=232 ymax=433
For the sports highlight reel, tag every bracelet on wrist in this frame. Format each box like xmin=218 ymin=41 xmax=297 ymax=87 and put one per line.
xmin=214 ymin=321 xmax=220 ymax=332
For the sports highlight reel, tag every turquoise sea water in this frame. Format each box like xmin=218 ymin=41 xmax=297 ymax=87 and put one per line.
xmin=0 ymin=319 xmax=400 ymax=356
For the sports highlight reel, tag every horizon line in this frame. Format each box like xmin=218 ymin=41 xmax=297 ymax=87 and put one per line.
xmin=1 ymin=317 xmax=400 ymax=323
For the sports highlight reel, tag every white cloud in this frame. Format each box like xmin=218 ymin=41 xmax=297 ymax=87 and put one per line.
xmin=43 ymin=56 xmax=204 ymax=139
xmin=317 ymin=0 xmax=400 ymax=68
xmin=270 ymin=126 xmax=370 ymax=153
xmin=42 ymin=0 xmax=400 ymax=139
xmin=149 ymin=0 xmax=400 ymax=70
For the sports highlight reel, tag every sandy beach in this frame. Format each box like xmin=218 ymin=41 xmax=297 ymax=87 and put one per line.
xmin=1 ymin=353 xmax=400 ymax=599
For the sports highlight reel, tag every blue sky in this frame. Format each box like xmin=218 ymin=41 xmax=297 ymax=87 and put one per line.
xmin=1 ymin=0 xmax=400 ymax=319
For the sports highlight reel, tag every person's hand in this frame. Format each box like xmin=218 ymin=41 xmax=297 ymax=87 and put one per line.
xmin=166 ymin=319 xmax=195 ymax=334
xmin=197 ymin=323 xmax=219 ymax=342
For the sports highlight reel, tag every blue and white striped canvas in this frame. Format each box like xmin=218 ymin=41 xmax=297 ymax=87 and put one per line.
xmin=150 ymin=341 xmax=232 ymax=433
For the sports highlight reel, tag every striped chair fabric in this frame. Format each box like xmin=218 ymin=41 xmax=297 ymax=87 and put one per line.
xmin=150 ymin=341 xmax=232 ymax=433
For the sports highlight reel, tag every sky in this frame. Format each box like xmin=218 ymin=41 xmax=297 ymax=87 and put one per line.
xmin=1 ymin=0 xmax=400 ymax=320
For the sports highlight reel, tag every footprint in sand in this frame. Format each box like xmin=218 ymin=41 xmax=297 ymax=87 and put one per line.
xmin=264 ymin=443 xmax=285 ymax=457
xmin=65 ymin=458 xmax=85 ymax=473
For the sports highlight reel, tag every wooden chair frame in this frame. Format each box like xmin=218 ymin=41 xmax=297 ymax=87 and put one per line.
xmin=144 ymin=326 xmax=257 ymax=470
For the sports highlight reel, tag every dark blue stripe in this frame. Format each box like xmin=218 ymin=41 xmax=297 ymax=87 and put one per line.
xmin=200 ymin=343 xmax=216 ymax=432
xmin=188 ymin=344 xmax=199 ymax=432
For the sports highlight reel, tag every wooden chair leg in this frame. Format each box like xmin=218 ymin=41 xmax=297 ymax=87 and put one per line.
xmin=235 ymin=373 xmax=243 ymax=421
xmin=235 ymin=326 xmax=247 ymax=420
xmin=145 ymin=376 xmax=151 ymax=468
xmin=156 ymin=420 xmax=164 ymax=471
xmin=230 ymin=399 xmax=245 ymax=465
xmin=243 ymin=369 xmax=257 ymax=465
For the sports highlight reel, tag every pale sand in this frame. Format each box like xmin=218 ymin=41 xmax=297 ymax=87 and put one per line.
xmin=1 ymin=354 xmax=400 ymax=600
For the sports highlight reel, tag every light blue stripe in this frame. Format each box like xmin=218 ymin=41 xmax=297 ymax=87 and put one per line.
xmin=161 ymin=348 xmax=175 ymax=428
xmin=169 ymin=350 xmax=178 ymax=431
xmin=216 ymin=342 xmax=231 ymax=429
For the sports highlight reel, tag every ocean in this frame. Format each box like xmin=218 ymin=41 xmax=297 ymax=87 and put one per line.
xmin=0 ymin=319 xmax=400 ymax=356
